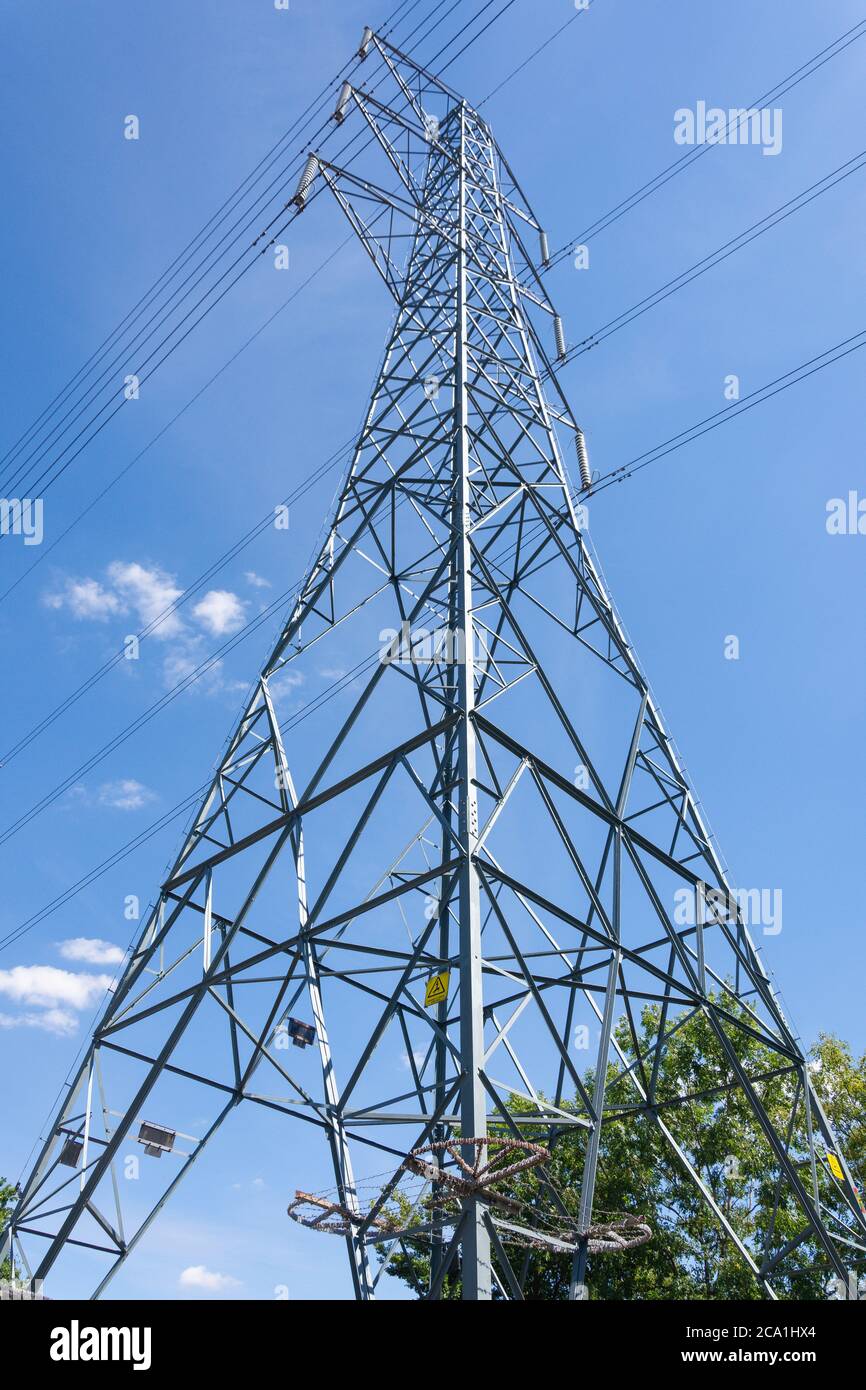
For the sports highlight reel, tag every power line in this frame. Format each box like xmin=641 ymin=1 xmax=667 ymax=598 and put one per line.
xmin=36 ymin=321 xmax=863 ymax=852
xmin=2 ymin=5 xmax=858 ymax=508
xmin=0 ymin=422 xmax=355 ymax=767
xmin=0 ymin=61 xmax=376 ymax=500
xmin=589 ymin=327 xmax=866 ymax=496
xmin=5 ymin=96 xmax=862 ymax=781
xmin=0 ymin=465 xmax=432 ymax=831
xmin=479 ymin=0 xmax=591 ymax=106
xmin=0 ymin=0 xmax=562 ymax=601
xmin=0 ymin=653 xmax=380 ymax=955
xmin=4 ymin=82 xmax=858 ymax=865
xmin=0 ymin=1 xmax=580 ymax=786
xmin=0 ymin=0 xmax=475 ymax=502
xmin=0 ymin=0 xmax=519 ymax=504
xmin=545 ymin=16 xmax=866 ymax=269
xmin=0 ymin=585 xmax=301 ymax=845
xmin=5 ymin=7 xmax=861 ymax=821
xmin=1 ymin=457 xmax=436 ymax=833
xmin=0 ymin=6 xmax=547 ymax=768
xmin=0 ymin=0 xmax=422 ymax=482
xmin=7 ymin=5 xmax=857 ymax=508
xmin=558 ymin=148 xmax=866 ymax=365
xmin=2 ymin=324 xmax=862 ymax=948
xmin=0 ymin=236 xmax=355 ymax=609
xmin=0 ymin=570 xmax=379 ymax=849
xmin=6 ymin=13 xmax=863 ymax=1302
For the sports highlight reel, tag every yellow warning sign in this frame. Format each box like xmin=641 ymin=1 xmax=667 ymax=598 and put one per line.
xmin=424 ymin=971 xmax=450 ymax=1008
xmin=826 ymin=1152 xmax=844 ymax=1182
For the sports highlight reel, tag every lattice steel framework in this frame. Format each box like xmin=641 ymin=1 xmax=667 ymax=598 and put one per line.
xmin=4 ymin=33 xmax=864 ymax=1301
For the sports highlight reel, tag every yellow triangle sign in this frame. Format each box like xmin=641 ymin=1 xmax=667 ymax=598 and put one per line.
xmin=424 ymin=971 xmax=450 ymax=1008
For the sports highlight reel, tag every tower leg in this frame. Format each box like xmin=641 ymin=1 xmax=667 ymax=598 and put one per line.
xmin=455 ymin=101 xmax=490 ymax=1301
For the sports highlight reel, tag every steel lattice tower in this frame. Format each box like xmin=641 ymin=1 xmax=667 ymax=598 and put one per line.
xmin=4 ymin=33 xmax=865 ymax=1301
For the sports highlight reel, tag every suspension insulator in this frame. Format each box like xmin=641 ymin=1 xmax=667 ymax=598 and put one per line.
xmin=554 ymin=314 xmax=567 ymax=361
xmin=292 ymin=154 xmax=320 ymax=210
xmin=575 ymin=428 xmax=592 ymax=493
xmin=334 ymin=82 xmax=352 ymax=124
xmin=539 ymin=229 xmax=550 ymax=267
xmin=358 ymin=26 xmax=373 ymax=59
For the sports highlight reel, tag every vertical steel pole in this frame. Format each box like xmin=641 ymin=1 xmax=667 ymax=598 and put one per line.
xmin=570 ymin=830 xmax=622 ymax=1298
xmin=454 ymin=103 xmax=491 ymax=1301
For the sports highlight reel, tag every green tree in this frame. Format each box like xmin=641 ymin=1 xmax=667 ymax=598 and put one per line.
xmin=382 ymin=1011 xmax=866 ymax=1300
xmin=0 ymin=1178 xmax=18 ymax=1282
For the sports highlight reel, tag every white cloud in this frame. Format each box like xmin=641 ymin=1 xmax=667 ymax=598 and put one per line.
xmin=58 ymin=937 xmax=125 ymax=966
xmin=0 ymin=964 xmax=114 ymax=1012
xmin=44 ymin=578 xmax=123 ymax=622
xmin=0 ymin=1008 xmax=79 ymax=1036
xmin=230 ymin=1176 xmax=266 ymax=1193
xmin=162 ymin=648 xmax=235 ymax=697
xmin=43 ymin=560 xmax=252 ymax=699
xmin=163 ymin=650 xmax=199 ymax=687
xmin=268 ymin=669 xmax=305 ymax=703
xmin=244 ymin=571 xmax=271 ymax=589
xmin=107 ymin=561 xmax=184 ymax=639
xmin=401 ymin=1049 xmax=427 ymax=1072
xmin=44 ymin=561 xmax=184 ymax=639
xmin=192 ymin=589 xmax=246 ymax=637
xmin=179 ymin=1265 xmax=242 ymax=1293
xmin=98 ymin=779 xmax=156 ymax=811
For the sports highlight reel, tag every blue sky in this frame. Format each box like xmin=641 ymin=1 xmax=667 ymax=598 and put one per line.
xmin=1 ymin=0 xmax=864 ymax=1299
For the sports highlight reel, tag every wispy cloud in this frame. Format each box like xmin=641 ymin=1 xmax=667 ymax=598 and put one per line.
xmin=0 ymin=964 xmax=115 ymax=1010
xmin=0 ymin=1008 xmax=79 ymax=1036
xmin=161 ymin=648 xmax=247 ymax=698
xmin=44 ymin=578 xmax=122 ymax=622
xmin=192 ymin=589 xmax=247 ymax=637
xmin=44 ymin=560 xmax=252 ymax=703
xmin=98 ymin=779 xmax=157 ymax=811
xmin=231 ymin=1176 xmax=266 ymax=1192
xmin=268 ymin=669 xmax=305 ymax=704
xmin=107 ymin=561 xmax=184 ymax=638
xmin=179 ymin=1265 xmax=242 ymax=1293
xmin=44 ymin=561 xmax=247 ymax=649
xmin=401 ymin=1049 xmax=427 ymax=1072
xmin=244 ymin=571 xmax=271 ymax=590
xmin=162 ymin=650 xmax=204 ymax=689
xmin=58 ymin=937 xmax=126 ymax=966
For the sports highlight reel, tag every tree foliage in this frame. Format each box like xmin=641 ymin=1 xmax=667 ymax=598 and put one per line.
xmin=382 ymin=1009 xmax=866 ymax=1300
xmin=0 ymin=1178 xmax=18 ymax=1283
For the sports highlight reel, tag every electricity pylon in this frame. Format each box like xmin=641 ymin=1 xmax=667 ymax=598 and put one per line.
xmin=4 ymin=32 xmax=864 ymax=1302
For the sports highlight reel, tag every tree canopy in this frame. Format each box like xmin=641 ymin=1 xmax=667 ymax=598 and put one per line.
xmin=381 ymin=1009 xmax=866 ymax=1300
xmin=0 ymin=1178 xmax=18 ymax=1283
